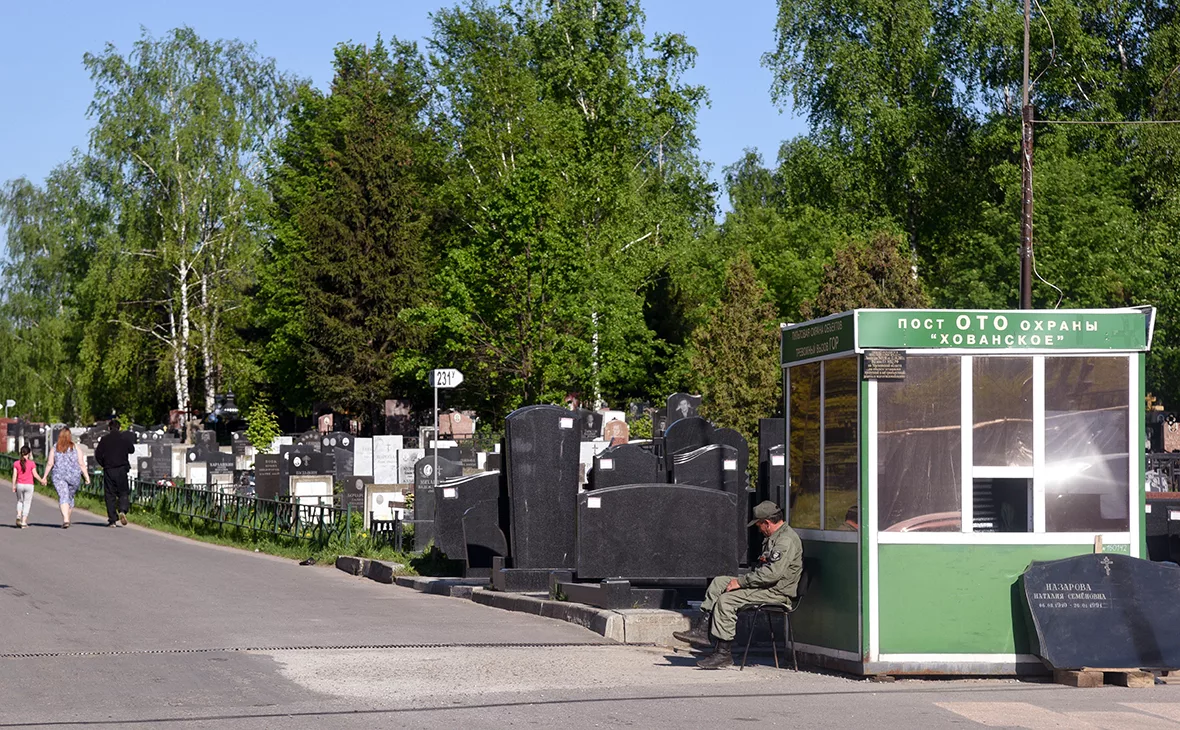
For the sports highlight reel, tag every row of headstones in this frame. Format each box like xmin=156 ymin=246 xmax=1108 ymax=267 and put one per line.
xmin=423 ymin=406 xmax=788 ymax=584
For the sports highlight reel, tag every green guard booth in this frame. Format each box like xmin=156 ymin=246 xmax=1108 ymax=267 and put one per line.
xmin=781 ymin=307 xmax=1156 ymax=676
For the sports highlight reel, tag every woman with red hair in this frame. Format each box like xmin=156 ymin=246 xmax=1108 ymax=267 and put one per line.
xmin=42 ymin=428 xmax=90 ymax=528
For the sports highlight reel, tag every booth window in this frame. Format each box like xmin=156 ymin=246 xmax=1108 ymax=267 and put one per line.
xmin=877 ymin=356 xmax=961 ymax=532
xmin=1044 ymin=356 xmax=1129 ymax=532
xmin=824 ymin=357 xmax=859 ymax=530
xmin=789 ymin=362 xmax=821 ymax=529
xmin=973 ymin=357 xmax=1033 ymax=467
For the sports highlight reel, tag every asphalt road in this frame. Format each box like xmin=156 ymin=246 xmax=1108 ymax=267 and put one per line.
xmin=3 ymin=490 xmax=1180 ymax=729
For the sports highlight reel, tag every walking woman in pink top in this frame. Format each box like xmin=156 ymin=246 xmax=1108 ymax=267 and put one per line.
xmin=11 ymin=445 xmax=42 ymax=528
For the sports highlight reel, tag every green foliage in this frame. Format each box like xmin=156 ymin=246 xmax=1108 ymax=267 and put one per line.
xmin=690 ymin=253 xmax=780 ymax=457
xmin=801 ymin=231 xmax=931 ymax=318
xmin=262 ymin=39 xmax=440 ymax=424
xmin=244 ymin=399 xmax=281 ymax=454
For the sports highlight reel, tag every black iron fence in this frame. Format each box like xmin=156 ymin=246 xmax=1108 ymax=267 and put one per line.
xmin=1147 ymin=453 xmax=1180 ymax=493
xmin=0 ymin=453 xmax=351 ymax=546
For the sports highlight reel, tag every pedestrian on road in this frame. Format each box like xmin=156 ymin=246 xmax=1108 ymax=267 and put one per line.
xmin=672 ymin=500 xmax=803 ymax=669
xmin=95 ymin=419 xmax=134 ymax=527
xmin=43 ymin=427 xmax=89 ymax=529
xmin=11 ymin=445 xmax=42 ymax=529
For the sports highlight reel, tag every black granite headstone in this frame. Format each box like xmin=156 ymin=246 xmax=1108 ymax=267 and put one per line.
xmin=137 ymin=457 xmax=152 ymax=479
xmin=413 ymin=455 xmax=463 ymax=551
xmin=207 ymin=457 xmax=235 ymax=486
xmin=663 ymin=416 xmax=712 ymax=458
xmin=576 ymin=484 xmax=739 ymax=580
xmin=765 ymin=445 xmax=787 ymax=512
xmin=231 ymin=431 xmax=252 ymax=456
xmin=333 ymin=447 xmax=354 ymax=482
xmin=149 ymin=443 xmax=171 ymax=482
xmin=322 ymin=432 xmax=354 ymax=451
xmin=435 ymin=471 xmax=501 ymax=563
xmin=344 ymin=475 xmax=370 ymax=514
xmin=485 ymin=452 xmax=502 ymax=472
xmin=758 ymin=418 xmax=786 ymax=504
xmin=255 ymin=454 xmax=282 ymax=500
xmin=712 ymin=428 xmax=749 ymax=489
xmin=457 ymin=438 xmax=478 ymax=470
xmin=588 ymin=444 xmax=663 ymax=491
xmin=1021 ymin=553 xmax=1180 ymax=670
xmin=671 ymin=443 xmax=741 ymax=492
xmin=462 ymin=499 xmax=509 ymax=570
xmin=503 ymin=404 xmax=580 ymax=569
xmin=665 ymin=393 xmax=702 ymax=428
xmin=577 ymin=409 xmax=604 ymax=442
xmin=194 ymin=430 xmax=218 ymax=448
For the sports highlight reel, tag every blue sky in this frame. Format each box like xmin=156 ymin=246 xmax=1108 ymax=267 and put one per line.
xmin=0 ymin=1 xmax=808 ymax=212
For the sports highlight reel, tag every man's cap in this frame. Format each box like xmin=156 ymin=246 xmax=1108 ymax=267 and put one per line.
xmin=747 ymin=500 xmax=782 ymax=526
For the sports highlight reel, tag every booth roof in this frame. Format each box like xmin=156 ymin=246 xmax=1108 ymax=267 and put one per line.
xmin=781 ymin=307 xmax=1156 ymax=366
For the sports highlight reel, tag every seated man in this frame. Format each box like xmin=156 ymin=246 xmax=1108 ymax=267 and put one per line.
xmin=673 ymin=500 xmax=803 ymax=669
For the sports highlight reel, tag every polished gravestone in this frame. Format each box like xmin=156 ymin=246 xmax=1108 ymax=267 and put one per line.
xmin=758 ymin=418 xmax=786 ymax=504
xmin=576 ymin=484 xmax=739 ymax=580
xmin=663 ymin=416 xmax=712 ymax=458
xmin=207 ymin=457 xmax=235 ymax=488
xmin=765 ymin=444 xmax=787 ymax=511
xmin=712 ymin=427 xmax=749 ymax=489
xmin=231 ymin=431 xmax=252 ymax=456
xmin=503 ymin=404 xmax=580 ymax=569
xmin=254 ymin=454 xmax=282 ymax=499
xmin=576 ymin=409 xmax=604 ymax=442
xmin=412 ymin=455 xmax=463 ymax=551
xmin=1020 ymin=553 xmax=1180 ymax=670
xmin=344 ymin=475 xmax=370 ymax=514
xmin=434 ymin=471 xmax=502 ymax=566
xmin=665 ymin=393 xmax=702 ymax=427
xmin=670 ymin=443 xmax=741 ymax=492
xmin=322 ymin=432 xmax=354 ymax=451
xmin=462 ymin=499 xmax=509 ymax=572
xmin=588 ymin=444 xmax=663 ymax=491
xmin=333 ymin=447 xmax=355 ymax=482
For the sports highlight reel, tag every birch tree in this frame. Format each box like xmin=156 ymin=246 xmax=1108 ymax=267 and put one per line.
xmin=82 ymin=27 xmax=296 ymax=423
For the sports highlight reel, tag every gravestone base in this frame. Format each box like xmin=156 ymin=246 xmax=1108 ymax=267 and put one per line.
xmin=489 ymin=556 xmax=568 ymax=593
xmin=553 ymin=580 xmax=680 ymax=610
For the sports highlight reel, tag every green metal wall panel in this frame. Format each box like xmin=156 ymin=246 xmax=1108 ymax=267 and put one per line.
xmin=877 ymin=543 xmax=1129 ymax=654
xmin=793 ymin=539 xmax=861 ymax=654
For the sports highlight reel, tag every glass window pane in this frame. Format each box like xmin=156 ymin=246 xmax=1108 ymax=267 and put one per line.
xmin=825 ymin=357 xmax=859 ymax=530
xmin=789 ymin=362 xmax=821 ymax=529
xmin=878 ymin=356 xmax=962 ymax=532
xmin=1044 ymin=357 xmax=1129 ymax=532
xmin=973 ymin=357 xmax=1033 ymax=467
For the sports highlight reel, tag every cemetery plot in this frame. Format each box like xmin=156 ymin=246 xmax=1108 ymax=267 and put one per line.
xmin=462 ymin=499 xmax=509 ymax=571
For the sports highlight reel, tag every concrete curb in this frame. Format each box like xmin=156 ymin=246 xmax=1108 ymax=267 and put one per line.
xmin=335 ymin=563 xmax=694 ymax=646
xmin=394 ymin=575 xmax=486 ymax=600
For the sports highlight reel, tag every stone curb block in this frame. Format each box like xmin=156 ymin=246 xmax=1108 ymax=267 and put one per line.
xmin=471 ymin=589 xmax=625 ymax=643
xmin=394 ymin=576 xmax=485 ymax=599
xmin=335 ymin=556 xmax=369 ymax=576
xmin=364 ymin=559 xmax=399 ymax=584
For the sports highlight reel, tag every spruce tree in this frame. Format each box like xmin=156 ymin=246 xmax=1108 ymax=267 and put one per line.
xmin=690 ymin=252 xmax=781 ymax=452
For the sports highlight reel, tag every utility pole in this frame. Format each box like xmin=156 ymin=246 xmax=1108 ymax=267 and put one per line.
xmin=1020 ymin=0 xmax=1034 ymax=309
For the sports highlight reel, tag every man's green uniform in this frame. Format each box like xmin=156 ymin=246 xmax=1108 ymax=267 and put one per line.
xmin=700 ymin=523 xmax=803 ymax=641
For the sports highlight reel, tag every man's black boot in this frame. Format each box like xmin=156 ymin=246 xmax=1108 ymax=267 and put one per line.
xmin=696 ymin=640 xmax=734 ymax=669
xmin=672 ymin=611 xmax=713 ymax=648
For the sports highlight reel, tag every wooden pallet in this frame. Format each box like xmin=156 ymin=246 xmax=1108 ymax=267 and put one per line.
xmin=1053 ymin=668 xmax=1154 ymax=688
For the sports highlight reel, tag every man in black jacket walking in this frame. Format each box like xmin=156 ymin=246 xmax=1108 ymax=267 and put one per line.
xmin=95 ymin=420 xmax=135 ymax=527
